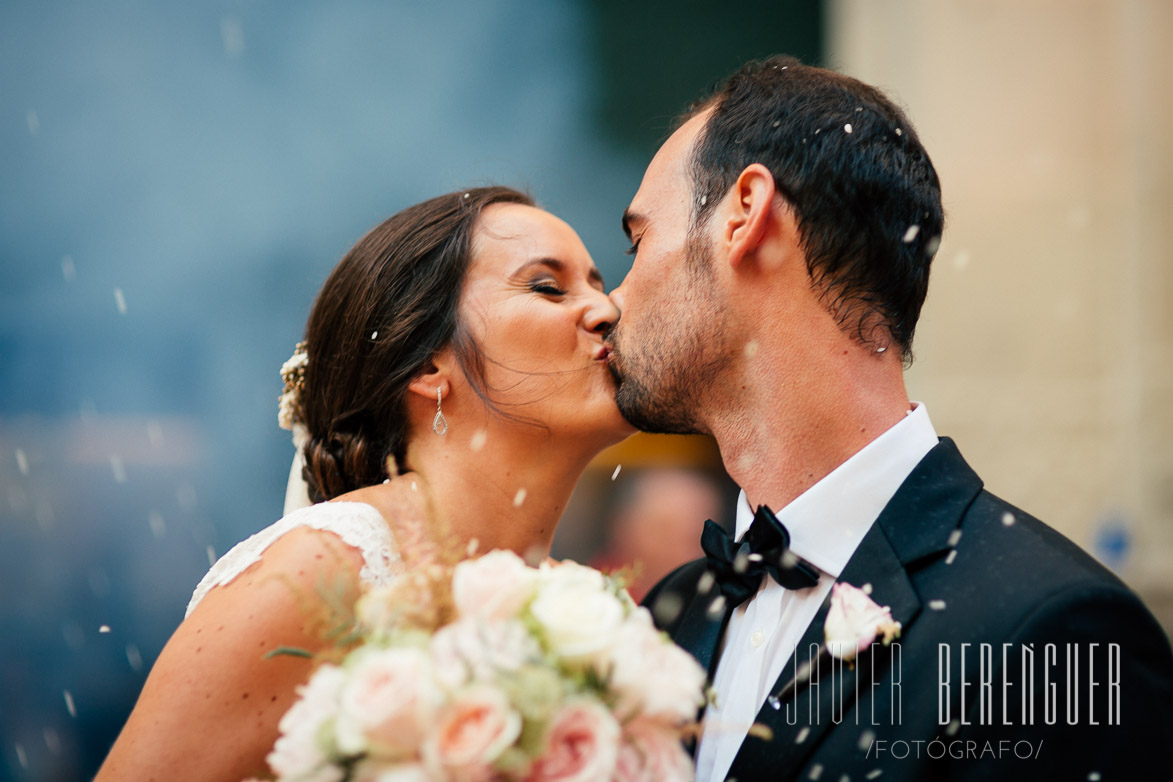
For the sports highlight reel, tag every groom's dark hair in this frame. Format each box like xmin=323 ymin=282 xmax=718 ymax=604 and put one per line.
xmin=684 ymin=55 xmax=943 ymax=363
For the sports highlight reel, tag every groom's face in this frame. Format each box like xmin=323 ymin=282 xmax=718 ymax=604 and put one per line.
xmin=606 ymin=112 xmax=734 ymax=434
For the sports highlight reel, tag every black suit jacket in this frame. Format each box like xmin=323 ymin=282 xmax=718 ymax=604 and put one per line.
xmin=644 ymin=439 xmax=1173 ymax=780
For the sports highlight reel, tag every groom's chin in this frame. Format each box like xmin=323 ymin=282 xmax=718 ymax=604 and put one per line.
xmin=613 ymin=377 xmax=703 ymax=437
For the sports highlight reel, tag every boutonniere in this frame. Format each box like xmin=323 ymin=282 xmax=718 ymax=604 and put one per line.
xmin=771 ymin=582 xmax=903 ymax=707
xmin=824 ymin=582 xmax=902 ymax=662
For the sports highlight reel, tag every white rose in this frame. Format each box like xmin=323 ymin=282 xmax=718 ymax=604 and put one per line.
xmin=350 ymin=761 xmax=431 ymax=782
xmin=608 ymin=608 xmax=706 ymax=725
xmin=334 ymin=646 xmax=442 ymax=758
xmin=452 ymin=550 xmax=539 ymax=622
xmin=824 ymin=582 xmax=902 ymax=661
xmin=429 ymin=617 xmax=541 ymax=688
xmin=529 ymin=566 xmax=625 ymax=670
xmin=267 ymin=664 xmax=347 ymax=781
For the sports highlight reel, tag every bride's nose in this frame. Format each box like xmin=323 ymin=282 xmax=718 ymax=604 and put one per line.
xmin=583 ymin=290 xmax=620 ymax=334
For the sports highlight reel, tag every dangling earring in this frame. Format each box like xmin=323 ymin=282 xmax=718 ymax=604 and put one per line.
xmin=432 ymin=387 xmax=448 ymax=436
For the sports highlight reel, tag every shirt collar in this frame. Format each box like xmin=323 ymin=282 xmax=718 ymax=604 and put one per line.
xmin=734 ymin=402 xmax=938 ymax=579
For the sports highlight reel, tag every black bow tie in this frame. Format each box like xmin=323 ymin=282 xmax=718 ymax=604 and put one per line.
xmin=700 ymin=505 xmax=820 ymax=609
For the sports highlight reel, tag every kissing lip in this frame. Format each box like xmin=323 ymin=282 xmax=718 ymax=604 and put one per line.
xmin=593 ymin=344 xmax=611 ymax=362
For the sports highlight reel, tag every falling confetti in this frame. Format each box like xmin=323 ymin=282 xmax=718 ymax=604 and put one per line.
xmin=945 ymin=549 xmax=958 ymax=565
xmin=206 ymin=545 xmax=216 ymax=566
xmin=947 ymin=529 xmax=962 ymax=547
xmin=858 ymin=728 xmax=876 ymax=751
xmin=148 ymin=510 xmax=166 ymax=539
xmin=126 ymin=643 xmax=143 ymax=672
xmin=651 ymin=591 xmax=684 ymax=625
xmin=796 ymin=726 xmax=811 ymax=744
xmin=1087 ymin=773 xmax=1101 ymax=781
xmin=705 ymin=594 xmax=727 ymax=620
xmin=861 ymin=583 xmax=873 ymax=595
xmin=512 ymin=488 xmax=527 ymax=507
xmin=220 ymin=17 xmax=245 ymax=56
xmin=844 ymin=123 xmax=853 ymax=134
xmin=902 ymin=225 xmax=920 ymax=243
xmin=925 ymin=235 xmax=942 ymax=257
xmin=63 ymin=690 xmax=76 ymax=718
xmin=15 ymin=743 xmax=27 ymax=769
xmin=114 ymin=288 xmax=127 ymax=314
xmin=469 ymin=429 xmax=487 ymax=451
xmin=110 ymin=454 xmax=127 ymax=483
xmin=26 ymin=109 xmax=39 ymax=135
xmin=611 ymin=464 xmax=622 ymax=481
xmin=99 ymin=625 xmax=111 ymax=634
xmin=866 ymin=771 xmax=883 ymax=780
xmin=62 ymin=255 xmax=76 ymax=282
xmin=43 ymin=727 xmax=61 ymax=755
xmin=410 ymin=480 xmax=418 ymax=492
xmin=772 ymin=120 xmax=781 ymax=128
xmin=1001 ymin=512 xmax=1016 ymax=527
xmin=370 ymin=331 xmax=378 ymax=340
xmin=62 ymin=621 xmax=84 ymax=650
xmin=744 ymin=340 xmax=759 ymax=358
xmin=700 ymin=195 xmax=707 ymax=206
xmin=945 ymin=718 xmax=960 ymax=736
xmin=895 ymin=128 xmax=903 ymax=136
xmin=808 ymin=764 xmax=824 ymax=780
xmin=767 ymin=694 xmax=782 ymax=711
xmin=177 ymin=483 xmax=197 ymax=511
xmin=697 ymin=572 xmax=715 ymax=594
xmin=929 ymin=599 xmax=947 ymax=611
xmin=15 ymin=449 xmax=28 ymax=476
xmin=147 ymin=420 xmax=164 ymax=446
xmin=733 ymin=550 xmax=750 ymax=574
xmin=953 ymin=250 xmax=971 ymax=270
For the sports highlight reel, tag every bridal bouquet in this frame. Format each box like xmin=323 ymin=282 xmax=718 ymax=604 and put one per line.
xmin=261 ymin=550 xmax=705 ymax=782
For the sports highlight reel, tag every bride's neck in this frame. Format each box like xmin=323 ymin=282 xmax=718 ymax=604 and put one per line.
xmin=401 ymin=424 xmax=594 ymax=561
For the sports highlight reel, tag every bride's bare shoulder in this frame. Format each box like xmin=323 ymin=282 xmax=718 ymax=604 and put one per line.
xmin=334 ymin=473 xmax=430 ymax=536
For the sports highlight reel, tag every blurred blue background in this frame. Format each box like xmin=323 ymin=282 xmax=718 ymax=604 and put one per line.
xmin=0 ymin=2 xmax=820 ymax=778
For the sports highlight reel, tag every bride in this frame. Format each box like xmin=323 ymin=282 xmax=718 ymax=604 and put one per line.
xmin=96 ymin=186 xmax=633 ymax=780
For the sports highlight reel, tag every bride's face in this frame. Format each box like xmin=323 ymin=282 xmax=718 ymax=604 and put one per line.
xmin=455 ymin=203 xmax=633 ymax=445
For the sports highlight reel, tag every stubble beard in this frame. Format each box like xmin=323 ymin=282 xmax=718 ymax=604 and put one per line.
xmin=608 ymin=238 xmax=729 ymax=435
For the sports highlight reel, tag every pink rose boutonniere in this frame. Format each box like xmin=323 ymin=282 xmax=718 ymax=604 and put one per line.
xmin=824 ymin=582 xmax=902 ymax=662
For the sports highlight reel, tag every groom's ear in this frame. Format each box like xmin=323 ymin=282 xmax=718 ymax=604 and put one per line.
xmin=722 ymin=164 xmax=794 ymax=273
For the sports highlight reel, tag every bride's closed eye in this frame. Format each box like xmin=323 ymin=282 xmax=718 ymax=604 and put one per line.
xmin=529 ymin=280 xmax=566 ymax=296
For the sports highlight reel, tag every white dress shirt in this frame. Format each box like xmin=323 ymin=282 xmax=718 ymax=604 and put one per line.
xmin=695 ymin=403 xmax=939 ymax=782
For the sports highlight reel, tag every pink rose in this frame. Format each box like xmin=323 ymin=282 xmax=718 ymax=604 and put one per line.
xmin=334 ymin=647 xmax=440 ymax=758
xmin=613 ymin=719 xmax=694 ymax=782
xmin=824 ymin=582 xmax=902 ymax=661
xmin=608 ymin=609 xmax=706 ymax=726
xmin=452 ymin=550 xmax=539 ymax=622
xmin=526 ymin=700 xmax=619 ymax=782
xmin=424 ymin=685 xmax=521 ymax=781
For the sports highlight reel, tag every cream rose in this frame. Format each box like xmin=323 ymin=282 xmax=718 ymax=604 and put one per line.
xmin=267 ymin=664 xmax=347 ymax=782
xmin=608 ymin=608 xmax=706 ymax=725
xmin=349 ymin=760 xmax=431 ymax=782
xmin=525 ymin=699 xmax=620 ymax=782
xmin=452 ymin=550 xmax=539 ymax=622
xmin=430 ymin=617 xmax=541 ymax=689
xmin=529 ymin=566 xmax=625 ymax=669
xmin=613 ymin=718 xmax=695 ymax=782
xmin=334 ymin=647 xmax=441 ymax=758
xmin=423 ymin=684 xmax=522 ymax=781
xmin=824 ymin=582 xmax=902 ymax=661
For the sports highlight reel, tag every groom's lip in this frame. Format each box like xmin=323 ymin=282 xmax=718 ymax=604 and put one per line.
xmin=594 ymin=344 xmax=611 ymax=362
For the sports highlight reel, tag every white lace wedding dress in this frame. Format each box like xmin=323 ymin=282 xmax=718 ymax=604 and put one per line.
xmin=185 ymin=501 xmax=402 ymax=618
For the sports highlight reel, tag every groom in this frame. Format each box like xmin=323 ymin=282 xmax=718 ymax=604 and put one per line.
xmin=606 ymin=56 xmax=1173 ymax=780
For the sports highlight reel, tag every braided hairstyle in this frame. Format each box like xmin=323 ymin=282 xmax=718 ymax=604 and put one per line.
xmin=299 ymin=186 xmax=534 ymax=502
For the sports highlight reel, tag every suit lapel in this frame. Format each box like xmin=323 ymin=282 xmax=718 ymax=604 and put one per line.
xmin=723 ymin=438 xmax=983 ymax=782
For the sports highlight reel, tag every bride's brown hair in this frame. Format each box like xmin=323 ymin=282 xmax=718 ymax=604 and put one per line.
xmin=299 ymin=186 xmax=534 ymax=502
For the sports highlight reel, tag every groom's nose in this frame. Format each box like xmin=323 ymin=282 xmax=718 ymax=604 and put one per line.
xmin=608 ymin=284 xmax=626 ymax=315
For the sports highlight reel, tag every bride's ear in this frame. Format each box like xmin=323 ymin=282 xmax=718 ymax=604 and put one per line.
xmin=407 ymin=351 xmax=455 ymax=402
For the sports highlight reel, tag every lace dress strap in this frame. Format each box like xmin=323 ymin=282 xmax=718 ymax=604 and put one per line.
xmin=185 ymin=502 xmax=400 ymax=618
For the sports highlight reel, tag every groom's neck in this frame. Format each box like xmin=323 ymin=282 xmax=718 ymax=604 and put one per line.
xmin=707 ymin=332 xmax=911 ymax=514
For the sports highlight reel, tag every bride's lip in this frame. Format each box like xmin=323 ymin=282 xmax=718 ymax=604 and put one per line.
xmin=593 ymin=344 xmax=611 ymax=362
